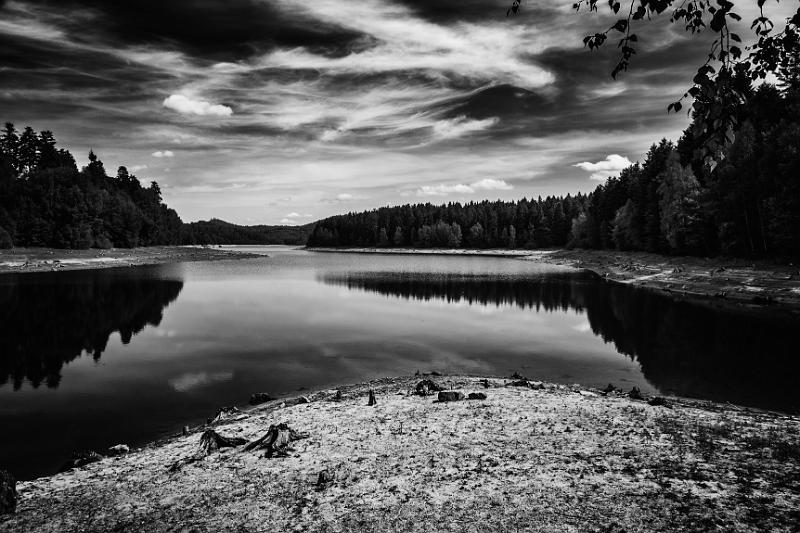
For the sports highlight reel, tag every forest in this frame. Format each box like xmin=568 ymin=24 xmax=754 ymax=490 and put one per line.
xmin=308 ymin=82 xmax=800 ymax=259
xmin=0 ymin=124 xmax=310 ymax=249
xmin=0 ymin=124 xmax=183 ymax=249
xmin=182 ymin=218 xmax=313 ymax=245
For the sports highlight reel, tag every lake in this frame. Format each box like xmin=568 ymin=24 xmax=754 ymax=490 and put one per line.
xmin=1 ymin=246 xmax=798 ymax=480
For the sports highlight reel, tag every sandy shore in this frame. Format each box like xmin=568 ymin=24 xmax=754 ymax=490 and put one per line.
xmin=310 ymin=247 xmax=800 ymax=312
xmin=2 ymin=375 xmax=798 ymax=532
xmin=0 ymin=246 xmax=259 ymax=274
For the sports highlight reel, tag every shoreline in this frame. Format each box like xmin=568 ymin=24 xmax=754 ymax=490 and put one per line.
xmin=2 ymin=373 xmax=798 ymax=532
xmin=309 ymin=247 xmax=800 ymax=313
xmin=0 ymin=246 xmax=260 ymax=275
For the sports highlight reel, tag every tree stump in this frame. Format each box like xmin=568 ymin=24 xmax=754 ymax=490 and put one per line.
xmin=367 ymin=389 xmax=377 ymax=406
xmin=244 ymin=423 xmax=306 ymax=458
xmin=169 ymin=429 xmax=247 ymax=472
xmin=198 ymin=428 xmax=247 ymax=455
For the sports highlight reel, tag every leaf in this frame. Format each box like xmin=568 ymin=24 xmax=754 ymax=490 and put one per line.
xmin=730 ymin=33 xmax=741 ymax=42
xmin=612 ymin=19 xmax=628 ymax=32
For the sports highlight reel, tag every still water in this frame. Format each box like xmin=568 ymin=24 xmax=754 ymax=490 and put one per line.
xmin=1 ymin=246 xmax=798 ymax=479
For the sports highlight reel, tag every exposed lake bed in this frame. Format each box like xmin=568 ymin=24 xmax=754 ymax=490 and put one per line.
xmin=2 ymin=375 xmax=799 ymax=533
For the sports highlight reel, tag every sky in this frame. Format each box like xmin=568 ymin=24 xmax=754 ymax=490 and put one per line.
xmin=0 ymin=0 xmax=795 ymax=224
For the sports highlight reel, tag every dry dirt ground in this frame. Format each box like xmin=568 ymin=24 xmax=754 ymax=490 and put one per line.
xmin=2 ymin=376 xmax=798 ymax=533
xmin=0 ymin=246 xmax=258 ymax=274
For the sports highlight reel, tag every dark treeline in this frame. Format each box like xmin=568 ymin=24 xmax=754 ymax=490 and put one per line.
xmin=322 ymin=271 xmax=800 ymax=411
xmin=182 ymin=218 xmax=313 ymax=245
xmin=0 ymin=267 xmax=183 ymax=390
xmin=309 ymin=83 xmax=800 ymax=259
xmin=0 ymin=123 xmax=183 ymax=249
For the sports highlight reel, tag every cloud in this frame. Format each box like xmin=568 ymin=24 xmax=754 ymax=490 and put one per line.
xmin=163 ymin=94 xmax=233 ymax=117
xmin=279 ymin=218 xmax=295 ymax=224
xmin=574 ymin=154 xmax=633 ymax=181
xmin=127 ymin=164 xmax=148 ymax=172
xmin=415 ymin=178 xmax=513 ymax=197
xmin=285 ymin=212 xmax=313 ymax=218
xmin=471 ymin=178 xmax=513 ymax=191
xmin=432 ymin=116 xmax=499 ymax=140
xmin=151 ymin=150 xmax=174 ymax=158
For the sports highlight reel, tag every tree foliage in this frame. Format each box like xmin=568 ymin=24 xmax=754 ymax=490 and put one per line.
xmin=309 ymin=82 xmax=800 ymax=259
xmin=510 ymin=0 xmax=800 ymax=155
xmin=0 ymin=123 xmax=182 ymax=249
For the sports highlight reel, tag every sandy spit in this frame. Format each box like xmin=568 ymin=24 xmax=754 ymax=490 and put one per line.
xmin=0 ymin=246 xmax=260 ymax=274
xmin=2 ymin=375 xmax=798 ymax=533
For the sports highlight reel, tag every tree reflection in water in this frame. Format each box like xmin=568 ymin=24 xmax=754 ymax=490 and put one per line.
xmin=0 ymin=268 xmax=183 ymax=390
xmin=321 ymin=271 xmax=800 ymax=412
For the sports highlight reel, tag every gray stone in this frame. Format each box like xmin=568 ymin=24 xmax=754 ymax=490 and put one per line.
xmin=468 ymin=392 xmax=487 ymax=400
xmin=437 ymin=391 xmax=465 ymax=402
xmin=249 ymin=392 xmax=276 ymax=405
xmin=107 ymin=444 xmax=130 ymax=456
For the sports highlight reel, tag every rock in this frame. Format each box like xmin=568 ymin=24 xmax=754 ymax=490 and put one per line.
xmin=60 ymin=450 xmax=103 ymax=472
xmin=415 ymin=379 xmax=443 ymax=396
xmin=628 ymin=387 xmax=644 ymax=400
xmin=437 ymin=391 xmax=465 ymax=402
xmin=249 ymin=392 xmax=276 ymax=406
xmin=367 ymin=390 xmax=377 ymax=406
xmin=107 ymin=444 xmax=130 ymax=456
xmin=334 ymin=389 xmax=343 ymax=401
xmin=468 ymin=392 xmax=487 ymax=400
xmin=648 ymin=397 xmax=670 ymax=407
xmin=284 ymin=396 xmax=310 ymax=407
xmin=0 ymin=470 xmax=16 ymax=515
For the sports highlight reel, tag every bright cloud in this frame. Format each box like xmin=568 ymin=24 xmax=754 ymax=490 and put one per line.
xmin=416 ymin=179 xmax=513 ymax=197
xmin=163 ymin=94 xmax=233 ymax=117
xmin=285 ymin=212 xmax=313 ymax=218
xmin=472 ymin=178 xmax=514 ymax=191
xmin=574 ymin=154 xmax=633 ymax=181
xmin=151 ymin=150 xmax=174 ymax=158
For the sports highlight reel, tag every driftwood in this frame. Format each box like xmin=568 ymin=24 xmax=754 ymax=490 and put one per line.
xmin=169 ymin=429 xmax=247 ymax=472
xmin=244 ymin=423 xmax=307 ymax=458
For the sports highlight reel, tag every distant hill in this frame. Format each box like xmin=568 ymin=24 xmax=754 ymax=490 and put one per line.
xmin=181 ymin=218 xmax=314 ymax=246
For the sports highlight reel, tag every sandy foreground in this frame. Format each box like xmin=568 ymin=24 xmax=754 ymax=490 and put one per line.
xmin=0 ymin=246 xmax=258 ymax=274
xmin=2 ymin=375 xmax=798 ymax=532
xmin=311 ymin=248 xmax=800 ymax=311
